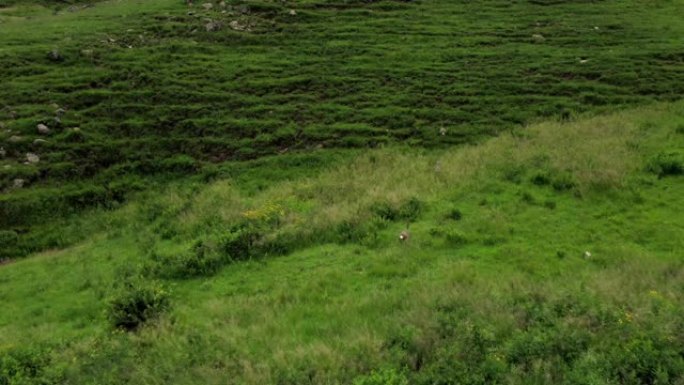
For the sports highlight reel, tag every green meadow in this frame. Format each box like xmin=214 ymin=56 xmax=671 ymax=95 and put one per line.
xmin=1 ymin=0 xmax=684 ymax=384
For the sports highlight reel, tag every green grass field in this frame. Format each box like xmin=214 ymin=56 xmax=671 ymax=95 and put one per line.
xmin=1 ymin=0 xmax=684 ymax=384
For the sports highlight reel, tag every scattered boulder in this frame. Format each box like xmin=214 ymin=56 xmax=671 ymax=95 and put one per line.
xmin=33 ymin=139 xmax=48 ymax=145
xmin=229 ymin=20 xmax=249 ymax=31
xmin=399 ymin=230 xmax=410 ymax=242
xmin=219 ymin=1 xmax=226 ymax=8
xmin=532 ymin=33 xmax=545 ymax=42
xmin=8 ymin=135 xmax=22 ymax=143
xmin=0 ymin=147 xmax=5 ymax=157
xmin=13 ymin=179 xmax=25 ymax=189
xmin=289 ymin=9 xmax=297 ymax=16
xmin=202 ymin=2 xmax=213 ymax=10
xmin=439 ymin=127 xmax=447 ymax=136
xmin=81 ymin=49 xmax=94 ymax=57
xmin=55 ymin=108 xmax=66 ymax=116
xmin=37 ymin=123 xmax=50 ymax=135
xmin=205 ymin=20 xmax=221 ymax=32
xmin=583 ymin=251 xmax=592 ymax=259
xmin=26 ymin=153 xmax=40 ymax=164
xmin=47 ymin=48 xmax=64 ymax=62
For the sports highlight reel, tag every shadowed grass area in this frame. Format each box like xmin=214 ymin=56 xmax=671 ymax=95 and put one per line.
xmin=1 ymin=102 xmax=683 ymax=384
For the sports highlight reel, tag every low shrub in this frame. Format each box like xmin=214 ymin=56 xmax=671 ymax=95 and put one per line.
xmin=0 ymin=230 xmax=19 ymax=246
xmin=397 ymin=197 xmax=423 ymax=222
xmin=647 ymin=151 xmax=684 ymax=177
xmin=430 ymin=226 xmax=469 ymax=247
xmin=530 ymin=170 xmax=576 ymax=191
xmin=107 ymin=278 xmax=169 ymax=331
xmin=445 ymin=208 xmax=462 ymax=221
xmin=152 ymin=241 xmax=225 ymax=279
xmin=370 ymin=197 xmax=423 ymax=223
xmin=0 ymin=346 xmax=56 ymax=385
xmin=353 ymin=368 xmax=408 ymax=385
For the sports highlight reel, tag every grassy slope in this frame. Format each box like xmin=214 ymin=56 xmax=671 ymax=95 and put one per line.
xmin=1 ymin=102 xmax=683 ymax=384
xmin=2 ymin=0 xmax=684 ymax=258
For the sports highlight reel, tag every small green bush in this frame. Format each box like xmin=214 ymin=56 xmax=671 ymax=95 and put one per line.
xmin=429 ymin=226 xmax=469 ymax=246
xmin=353 ymin=368 xmax=408 ymax=385
xmin=397 ymin=197 xmax=423 ymax=222
xmin=0 ymin=346 xmax=54 ymax=385
xmin=370 ymin=201 xmax=399 ymax=221
xmin=0 ymin=230 xmax=19 ymax=246
xmin=370 ymin=198 xmax=423 ymax=223
xmin=530 ymin=170 xmax=576 ymax=191
xmin=647 ymin=151 xmax=684 ymax=177
xmin=153 ymin=241 xmax=225 ymax=279
xmin=445 ymin=208 xmax=462 ymax=221
xmin=107 ymin=279 xmax=169 ymax=331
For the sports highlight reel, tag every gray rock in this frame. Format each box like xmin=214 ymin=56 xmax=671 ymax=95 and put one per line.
xmin=202 ymin=2 xmax=213 ymax=10
xmin=289 ymin=9 xmax=297 ymax=16
xmin=532 ymin=34 xmax=545 ymax=42
xmin=229 ymin=20 xmax=249 ymax=31
xmin=48 ymin=48 xmax=64 ymax=62
xmin=26 ymin=153 xmax=40 ymax=164
xmin=0 ymin=147 xmax=5 ymax=157
xmin=33 ymin=139 xmax=48 ymax=145
xmin=37 ymin=123 xmax=50 ymax=135
xmin=55 ymin=108 xmax=66 ymax=116
xmin=205 ymin=20 xmax=221 ymax=32
xmin=13 ymin=179 xmax=25 ymax=189
xmin=8 ymin=135 xmax=22 ymax=143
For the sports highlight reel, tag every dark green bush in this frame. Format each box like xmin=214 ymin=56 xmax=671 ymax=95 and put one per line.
xmin=107 ymin=278 xmax=169 ymax=331
xmin=218 ymin=226 xmax=261 ymax=261
xmin=397 ymin=197 xmax=423 ymax=222
xmin=606 ymin=334 xmax=684 ymax=385
xmin=0 ymin=230 xmax=19 ymax=247
xmin=370 ymin=197 xmax=423 ymax=223
xmin=445 ymin=208 xmax=462 ymax=221
xmin=370 ymin=201 xmax=399 ymax=221
xmin=647 ymin=151 xmax=684 ymax=177
xmin=0 ymin=346 xmax=55 ymax=385
xmin=531 ymin=170 xmax=576 ymax=191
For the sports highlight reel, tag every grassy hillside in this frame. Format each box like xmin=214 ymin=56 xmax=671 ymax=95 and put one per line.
xmin=1 ymin=101 xmax=684 ymax=384
xmin=2 ymin=0 xmax=684 ymax=384
xmin=2 ymin=0 xmax=684 ymax=258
